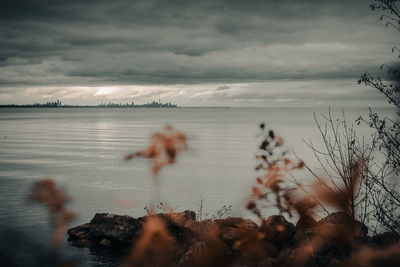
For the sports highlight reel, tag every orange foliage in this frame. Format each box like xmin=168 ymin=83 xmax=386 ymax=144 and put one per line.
xmin=123 ymin=126 xmax=187 ymax=265
xmin=125 ymin=216 xmax=176 ymax=267
xmin=311 ymin=159 xmax=363 ymax=216
xmin=31 ymin=179 xmax=76 ymax=249
xmin=248 ymin=124 xmax=367 ymax=223
xmin=125 ymin=125 xmax=187 ymax=180
xmin=244 ymin=125 xmax=399 ymax=266
xmin=247 ymin=125 xmax=305 ymax=220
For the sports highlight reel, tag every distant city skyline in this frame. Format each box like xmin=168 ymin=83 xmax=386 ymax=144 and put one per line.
xmin=0 ymin=0 xmax=397 ymax=107
xmin=0 ymin=99 xmax=178 ymax=108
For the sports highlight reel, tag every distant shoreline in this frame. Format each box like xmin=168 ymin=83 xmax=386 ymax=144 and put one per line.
xmin=0 ymin=100 xmax=179 ymax=108
xmin=0 ymin=105 xmax=181 ymax=108
xmin=0 ymin=105 xmax=396 ymax=109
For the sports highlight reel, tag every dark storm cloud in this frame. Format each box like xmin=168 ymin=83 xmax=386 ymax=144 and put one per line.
xmin=0 ymin=0 xmax=396 ymax=88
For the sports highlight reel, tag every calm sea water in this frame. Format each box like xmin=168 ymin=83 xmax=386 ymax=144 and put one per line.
xmin=0 ymin=107 xmax=395 ymax=266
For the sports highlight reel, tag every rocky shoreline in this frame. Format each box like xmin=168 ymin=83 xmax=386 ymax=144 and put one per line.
xmin=67 ymin=211 xmax=399 ymax=266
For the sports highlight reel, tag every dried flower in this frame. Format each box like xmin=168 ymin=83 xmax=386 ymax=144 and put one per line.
xmin=125 ymin=125 xmax=187 ymax=180
xmin=31 ymin=179 xmax=76 ymax=249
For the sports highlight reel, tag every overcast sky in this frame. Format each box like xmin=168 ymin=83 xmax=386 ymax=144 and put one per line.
xmin=0 ymin=0 xmax=397 ymax=107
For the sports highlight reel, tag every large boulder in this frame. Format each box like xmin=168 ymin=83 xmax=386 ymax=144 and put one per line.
xmin=89 ymin=213 xmax=142 ymax=245
xmin=67 ymin=223 xmax=92 ymax=248
xmin=68 ymin=213 xmax=142 ymax=248
xmin=67 ymin=211 xmax=196 ymax=249
xmin=68 ymin=223 xmax=90 ymax=240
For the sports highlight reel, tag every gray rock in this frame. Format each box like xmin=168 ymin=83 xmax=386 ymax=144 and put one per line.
xmin=89 ymin=213 xmax=142 ymax=244
xmin=68 ymin=223 xmax=90 ymax=240
xmin=67 ymin=211 xmax=196 ymax=249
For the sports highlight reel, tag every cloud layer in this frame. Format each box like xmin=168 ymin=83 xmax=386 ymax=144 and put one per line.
xmin=0 ymin=0 xmax=397 ymax=106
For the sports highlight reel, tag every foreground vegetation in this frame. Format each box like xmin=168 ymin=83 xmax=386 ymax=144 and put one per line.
xmin=21 ymin=0 xmax=400 ymax=266
xmin=28 ymin=120 xmax=399 ymax=266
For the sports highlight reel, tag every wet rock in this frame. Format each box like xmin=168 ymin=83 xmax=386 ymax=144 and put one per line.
xmin=89 ymin=213 xmax=142 ymax=245
xmin=68 ymin=223 xmax=90 ymax=240
xmin=67 ymin=211 xmax=196 ymax=249
xmin=67 ymin=223 xmax=92 ymax=247
xmin=67 ymin=213 xmax=142 ymax=248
